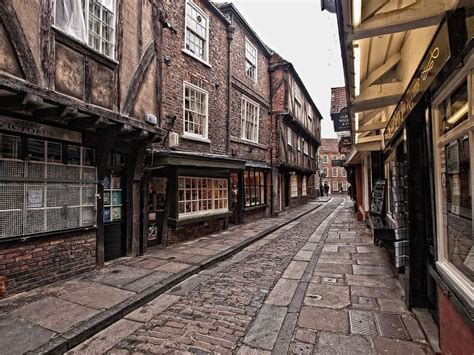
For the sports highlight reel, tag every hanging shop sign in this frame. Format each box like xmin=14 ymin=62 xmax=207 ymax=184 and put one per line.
xmin=0 ymin=116 xmax=82 ymax=143
xmin=384 ymin=20 xmax=451 ymax=143
xmin=332 ymin=107 xmax=351 ymax=133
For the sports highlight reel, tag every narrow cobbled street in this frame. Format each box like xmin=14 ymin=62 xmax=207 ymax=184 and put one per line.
xmin=68 ymin=197 xmax=433 ymax=354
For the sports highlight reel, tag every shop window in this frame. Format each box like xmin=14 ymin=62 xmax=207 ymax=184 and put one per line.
xmin=290 ymin=174 xmax=298 ymax=197
xmin=241 ymin=97 xmax=259 ymax=143
xmin=184 ymin=82 xmax=208 ymax=139
xmin=332 ymin=180 xmax=338 ymax=192
xmin=433 ymin=67 xmax=473 ymax=290
xmin=184 ymin=0 xmax=209 ymax=62
xmin=0 ymin=134 xmax=21 ymax=160
xmin=178 ymin=177 xmax=228 ymax=216
xmin=103 ymin=175 xmax=123 ymax=223
xmin=302 ymin=176 xmax=307 ymax=196
xmin=244 ymin=170 xmax=265 ymax=207
xmin=55 ymin=0 xmax=116 ymax=59
xmin=245 ymin=38 xmax=257 ymax=81
xmin=0 ymin=137 xmax=97 ymax=239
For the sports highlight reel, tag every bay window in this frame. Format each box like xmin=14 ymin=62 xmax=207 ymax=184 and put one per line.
xmin=178 ymin=177 xmax=228 ymax=216
xmin=244 ymin=170 xmax=265 ymax=207
xmin=55 ymin=0 xmax=116 ymax=59
xmin=433 ymin=63 xmax=473 ymax=297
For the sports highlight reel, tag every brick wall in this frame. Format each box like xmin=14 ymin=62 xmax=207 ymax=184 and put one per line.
xmin=0 ymin=230 xmax=96 ymax=296
xmin=167 ymin=219 xmax=225 ymax=245
xmin=160 ymin=0 xmax=229 ymax=155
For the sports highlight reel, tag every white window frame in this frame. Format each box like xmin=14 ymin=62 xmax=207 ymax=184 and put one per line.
xmin=53 ymin=0 xmax=116 ymax=59
xmin=341 ymin=168 xmax=347 ymax=177
xmin=322 ymin=154 xmax=328 ymax=163
xmin=297 ymin=136 xmax=301 ymax=151
xmin=183 ymin=81 xmax=209 ymax=142
xmin=432 ymin=56 xmax=474 ymax=301
xmin=290 ymin=174 xmax=298 ymax=197
xmin=332 ymin=180 xmax=338 ymax=192
xmin=178 ymin=176 xmax=228 ymax=217
xmin=302 ymin=176 xmax=307 ymax=196
xmin=184 ymin=0 xmax=210 ymax=65
xmin=241 ymin=96 xmax=260 ymax=143
xmin=245 ymin=37 xmax=258 ymax=82
xmin=287 ymin=127 xmax=293 ymax=146
xmin=332 ymin=167 xmax=338 ymax=177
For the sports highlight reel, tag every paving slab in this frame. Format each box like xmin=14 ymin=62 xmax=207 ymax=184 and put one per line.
xmin=282 ymin=261 xmax=308 ymax=280
xmin=351 ymin=286 xmax=403 ymax=299
xmin=243 ymin=304 xmax=287 ymax=350
xmin=297 ymin=306 xmax=349 ymax=334
xmin=0 ymin=314 xmax=56 ymax=355
xmin=91 ymin=265 xmax=153 ymax=288
xmin=353 ymin=264 xmax=393 ymax=276
xmin=293 ymin=250 xmax=314 ymax=261
xmin=313 ymin=332 xmax=375 ymax=355
xmin=154 ymin=261 xmax=192 ymax=273
xmin=265 ymin=278 xmax=299 ymax=306
xmin=379 ymin=298 xmax=410 ymax=313
xmin=315 ymin=263 xmax=352 ymax=275
xmin=373 ymin=336 xmax=434 ymax=355
xmin=304 ymin=283 xmax=350 ymax=309
xmin=346 ymin=274 xmax=400 ymax=289
xmin=13 ymin=297 xmax=100 ymax=333
xmin=67 ymin=319 xmax=142 ymax=354
xmin=125 ymin=294 xmax=181 ymax=323
xmin=126 ymin=257 xmax=169 ymax=269
xmin=58 ymin=282 xmax=135 ymax=310
xmin=122 ymin=271 xmax=174 ymax=292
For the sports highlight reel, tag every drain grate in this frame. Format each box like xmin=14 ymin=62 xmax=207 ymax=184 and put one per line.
xmin=349 ymin=310 xmax=411 ymax=340
xmin=349 ymin=310 xmax=378 ymax=336
xmin=375 ymin=312 xmax=410 ymax=340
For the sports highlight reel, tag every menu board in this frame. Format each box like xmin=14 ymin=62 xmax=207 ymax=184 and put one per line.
xmin=370 ymin=179 xmax=386 ymax=216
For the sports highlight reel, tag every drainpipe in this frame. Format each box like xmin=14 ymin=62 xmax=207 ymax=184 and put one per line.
xmin=226 ymin=24 xmax=235 ymax=155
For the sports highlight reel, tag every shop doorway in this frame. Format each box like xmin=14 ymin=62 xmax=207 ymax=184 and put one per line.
xmin=147 ymin=177 xmax=167 ymax=247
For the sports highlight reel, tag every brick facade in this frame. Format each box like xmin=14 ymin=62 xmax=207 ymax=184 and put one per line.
xmin=319 ymin=138 xmax=348 ymax=194
xmin=0 ymin=230 xmax=96 ymax=295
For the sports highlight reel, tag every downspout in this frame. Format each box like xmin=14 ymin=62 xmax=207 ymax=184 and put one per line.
xmin=226 ymin=23 xmax=235 ymax=155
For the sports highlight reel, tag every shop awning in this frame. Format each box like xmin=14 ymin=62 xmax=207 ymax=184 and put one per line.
xmin=245 ymin=160 xmax=271 ymax=170
xmin=149 ymin=151 xmax=246 ymax=170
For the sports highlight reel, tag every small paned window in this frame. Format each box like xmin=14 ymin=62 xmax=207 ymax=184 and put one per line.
xmin=184 ymin=82 xmax=208 ymax=139
xmin=440 ymin=80 xmax=468 ymax=134
xmin=290 ymin=174 xmax=298 ymax=197
xmin=185 ymin=1 xmax=209 ymax=62
xmin=332 ymin=167 xmax=338 ymax=177
xmin=244 ymin=170 xmax=265 ymax=207
xmin=241 ymin=97 xmax=259 ymax=143
xmin=178 ymin=177 xmax=228 ymax=216
xmin=322 ymin=155 xmax=328 ymax=163
xmin=0 ymin=134 xmax=21 ymax=160
xmin=28 ymin=139 xmax=45 ymax=162
xmin=302 ymin=176 xmax=307 ymax=196
xmin=245 ymin=38 xmax=257 ymax=81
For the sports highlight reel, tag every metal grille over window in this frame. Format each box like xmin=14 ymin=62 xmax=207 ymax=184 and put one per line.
xmin=245 ymin=39 xmax=257 ymax=81
xmin=0 ymin=134 xmax=97 ymax=239
xmin=178 ymin=177 xmax=228 ymax=216
xmin=184 ymin=83 xmax=208 ymax=138
xmin=241 ymin=97 xmax=259 ymax=143
xmin=185 ymin=1 xmax=208 ymax=61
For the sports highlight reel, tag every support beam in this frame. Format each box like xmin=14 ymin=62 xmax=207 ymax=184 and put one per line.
xmin=361 ymin=0 xmax=390 ymax=22
xmin=69 ymin=116 xmax=110 ymax=129
xmin=35 ymin=106 xmax=78 ymax=121
xmin=356 ymin=121 xmax=387 ymax=133
xmin=0 ymin=93 xmax=43 ymax=110
xmin=351 ymin=0 xmax=447 ymax=41
xmin=361 ymin=53 xmax=401 ymax=91
xmin=353 ymin=82 xmax=403 ymax=112
xmin=358 ymin=108 xmax=384 ymax=126
xmin=358 ymin=134 xmax=383 ymax=144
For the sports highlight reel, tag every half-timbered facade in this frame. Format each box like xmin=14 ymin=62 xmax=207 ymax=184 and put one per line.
xmin=0 ymin=0 xmax=164 ymax=295
xmin=269 ymin=53 xmax=322 ymax=212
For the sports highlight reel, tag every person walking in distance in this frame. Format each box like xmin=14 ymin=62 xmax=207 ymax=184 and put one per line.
xmin=323 ymin=182 xmax=329 ymax=196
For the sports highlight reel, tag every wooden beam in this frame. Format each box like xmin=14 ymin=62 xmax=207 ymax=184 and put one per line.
xmin=0 ymin=93 xmax=43 ymax=110
xmin=356 ymin=121 xmax=387 ymax=133
xmin=358 ymin=134 xmax=383 ymax=144
xmin=69 ymin=116 xmax=110 ymax=129
xmin=35 ymin=107 xmax=78 ymax=121
xmin=361 ymin=0 xmax=390 ymax=22
xmin=352 ymin=82 xmax=403 ymax=112
xmin=351 ymin=0 xmax=447 ymax=41
xmin=361 ymin=53 xmax=401 ymax=91
xmin=358 ymin=108 xmax=383 ymax=126
xmin=354 ymin=141 xmax=381 ymax=152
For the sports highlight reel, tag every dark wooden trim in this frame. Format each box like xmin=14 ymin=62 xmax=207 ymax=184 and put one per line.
xmin=122 ymin=43 xmax=155 ymax=117
xmin=40 ymin=0 xmax=54 ymax=89
xmin=114 ymin=0 xmax=124 ymax=112
xmin=137 ymin=0 xmax=143 ymax=57
xmin=0 ymin=0 xmax=42 ymax=85
xmin=151 ymin=3 xmax=163 ymax=126
xmin=84 ymin=57 xmax=92 ymax=103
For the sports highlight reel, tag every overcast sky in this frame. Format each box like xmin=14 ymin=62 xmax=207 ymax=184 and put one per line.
xmin=230 ymin=0 xmax=344 ymax=138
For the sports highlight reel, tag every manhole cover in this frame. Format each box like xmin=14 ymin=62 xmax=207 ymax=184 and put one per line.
xmin=375 ymin=313 xmax=410 ymax=340
xmin=307 ymin=294 xmax=323 ymax=300
xmin=349 ymin=310 xmax=378 ymax=336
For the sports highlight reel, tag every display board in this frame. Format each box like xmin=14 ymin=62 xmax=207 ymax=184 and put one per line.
xmin=370 ymin=179 xmax=386 ymax=216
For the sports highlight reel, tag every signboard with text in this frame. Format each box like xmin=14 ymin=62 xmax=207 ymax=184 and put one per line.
xmin=332 ymin=107 xmax=351 ymax=133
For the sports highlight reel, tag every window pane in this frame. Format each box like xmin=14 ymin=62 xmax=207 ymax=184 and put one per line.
xmin=444 ymin=135 xmax=472 ymax=281
xmin=83 ymin=148 xmax=95 ymax=166
xmin=67 ymin=146 xmax=81 ymax=165
xmin=0 ymin=134 xmax=21 ymax=159
xmin=28 ymin=139 xmax=45 ymax=161
xmin=440 ymin=80 xmax=468 ymax=134
xmin=47 ymin=142 xmax=62 ymax=163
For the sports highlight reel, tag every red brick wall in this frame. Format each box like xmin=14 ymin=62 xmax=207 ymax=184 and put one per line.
xmin=0 ymin=230 xmax=96 ymax=296
xmin=167 ymin=219 xmax=225 ymax=245
xmin=160 ymin=0 xmax=229 ymax=155
xmin=438 ymin=287 xmax=474 ymax=355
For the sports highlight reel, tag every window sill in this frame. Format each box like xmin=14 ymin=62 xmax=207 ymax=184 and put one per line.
xmin=53 ymin=26 xmax=118 ymax=69
xmin=170 ymin=210 xmax=232 ymax=226
xmin=182 ymin=49 xmax=212 ymax=68
xmin=244 ymin=204 xmax=268 ymax=212
xmin=181 ymin=134 xmax=211 ymax=144
xmin=231 ymin=137 xmax=267 ymax=150
xmin=0 ymin=226 xmax=97 ymax=245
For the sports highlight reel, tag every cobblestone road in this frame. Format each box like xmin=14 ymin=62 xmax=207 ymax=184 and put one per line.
xmin=69 ymin=197 xmax=434 ymax=354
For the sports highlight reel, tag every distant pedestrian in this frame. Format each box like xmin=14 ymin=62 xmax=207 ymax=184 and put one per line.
xmin=323 ymin=182 xmax=329 ymax=196
xmin=348 ymin=182 xmax=352 ymax=199
xmin=319 ymin=185 xmax=324 ymax=197
xmin=339 ymin=184 xmax=343 ymax=194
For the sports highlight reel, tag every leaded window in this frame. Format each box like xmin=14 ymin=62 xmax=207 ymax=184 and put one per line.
xmin=244 ymin=170 xmax=265 ymax=207
xmin=241 ymin=97 xmax=259 ymax=143
xmin=184 ymin=82 xmax=208 ymax=139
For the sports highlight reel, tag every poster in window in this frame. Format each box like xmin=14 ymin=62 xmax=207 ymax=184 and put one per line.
xmin=111 ymin=176 xmax=121 ymax=189
xmin=104 ymin=207 xmax=111 ymax=222
xmin=104 ymin=192 xmax=111 ymax=205
xmin=112 ymin=207 xmax=121 ymax=220
xmin=103 ymin=175 xmax=111 ymax=189
xmin=112 ymin=191 xmax=122 ymax=205
xmin=446 ymin=142 xmax=460 ymax=174
xmin=27 ymin=187 xmax=44 ymax=208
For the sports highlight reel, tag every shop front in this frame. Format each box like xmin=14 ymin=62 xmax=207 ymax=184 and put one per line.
xmin=144 ymin=151 xmax=246 ymax=249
